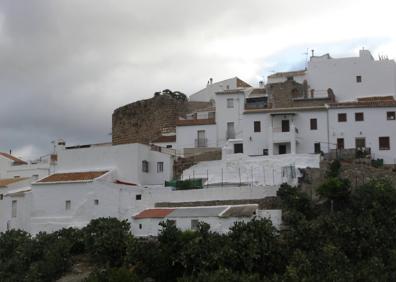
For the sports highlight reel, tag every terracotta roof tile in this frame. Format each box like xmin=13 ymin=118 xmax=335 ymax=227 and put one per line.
xmin=176 ymin=118 xmax=215 ymax=126
xmin=0 ymin=178 xmax=29 ymax=187
xmin=133 ymin=208 xmax=175 ymax=219
xmin=152 ymin=135 xmax=176 ymax=143
xmin=329 ymin=99 xmax=396 ymax=109
xmin=0 ymin=153 xmax=27 ymax=165
xmin=36 ymin=171 xmax=108 ymax=184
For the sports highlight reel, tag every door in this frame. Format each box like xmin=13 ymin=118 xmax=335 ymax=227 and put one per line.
xmin=197 ymin=130 xmax=206 ymax=147
xmin=355 ymin=137 xmax=366 ymax=149
xmin=227 ymin=122 xmax=235 ymax=139
xmin=281 ymin=120 xmax=290 ymax=132
xmin=337 ymin=138 xmax=344 ymax=150
xmin=234 ymin=143 xmax=243 ymax=154
xmin=314 ymin=142 xmax=321 ymax=154
xmin=279 ymin=144 xmax=287 ymax=154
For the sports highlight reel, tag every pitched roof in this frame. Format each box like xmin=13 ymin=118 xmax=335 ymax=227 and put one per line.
xmin=221 ymin=205 xmax=258 ymax=218
xmin=36 ymin=171 xmax=108 ymax=184
xmin=133 ymin=208 xmax=175 ymax=219
xmin=268 ymin=70 xmax=306 ymax=79
xmin=0 ymin=178 xmax=29 ymax=188
xmin=176 ymin=118 xmax=216 ymax=126
xmin=168 ymin=207 xmax=227 ymax=218
xmin=152 ymin=135 xmax=176 ymax=143
xmin=0 ymin=153 xmax=27 ymax=165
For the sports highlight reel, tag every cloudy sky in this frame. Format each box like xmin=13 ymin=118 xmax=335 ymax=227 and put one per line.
xmin=1 ymin=0 xmax=396 ymax=160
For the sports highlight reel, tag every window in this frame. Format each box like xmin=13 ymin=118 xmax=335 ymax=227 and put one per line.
xmin=0 ymin=194 xmax=3 ymax=200
xmin=142 ymin=160 xmax=149 ymax=173
xmin=314 ymin=143 xmax=321 ymax=154
xmin=234 ymin=143 xmax=243 ymax=154
xmin=355 ymin=112 xmax=364 ymax=121
xmin=355 ymin=137 xmax=366 ymax=149
xmin=94 ymin=199 xmax=99 ymax=206
xmin=226 ymin=122 xmax=235 ymax=139
xmin=254 ymin=121 xmax=261 ymax=132
xmin=337 ymin=138 xmax=344 ymax=149
xmin=157 ymin=162 xmax=164 ymax=173
xmin=11 ymin=200 xmax=17 ymax=218
xmin=338 ymin=113 xmax=347 ymax=122
xmin=227 ymin=98 xmax=234 ymax=108
xmin=65 ymin=200 xmax=71 ymax=210
xmin=166 ymin=145 xmax=172 ymax=148
xmin=139 ymin=224 xmax=142 ymax=230
xmin=310 ymin=118 xmax=317 ymax=130
xmin=136 ymin=194 xmax=142 ymax=200
xmin=263 ymin=149 xmax=269 ymax=156
xmin=281 ymin=120 xmax=290 ymax=132
xmin=387 ymin=111 xmax=396 ymax=120
xmin=191 ymin=219 xmax=199 ymax=231
xmin=356 ymin=75 xmax=362 ymax=83
xmin=196 ymin=130 xmax=207 ymax=147
xmin=379 ymin=137 xmax=390 ymax=150
xmin=32 ymin=174 xmax=39 ymax=180
xmin=287 ymin=76 xmax=294 ymax=81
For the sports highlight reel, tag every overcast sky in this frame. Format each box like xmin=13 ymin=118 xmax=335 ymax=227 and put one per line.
xmin=1 ymin=0 xmax=396 ymax=160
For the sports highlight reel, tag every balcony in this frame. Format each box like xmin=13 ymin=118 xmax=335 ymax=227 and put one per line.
xmin=195 ymin=138 xmax=208 ymax=148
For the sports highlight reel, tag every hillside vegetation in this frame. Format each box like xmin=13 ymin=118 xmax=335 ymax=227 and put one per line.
xmin=1 ymin=161 xmax=396 ymax=281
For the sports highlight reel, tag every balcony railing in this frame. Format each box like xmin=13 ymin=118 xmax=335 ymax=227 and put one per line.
xmin=195 ymin=138 xmax=208 ymax=148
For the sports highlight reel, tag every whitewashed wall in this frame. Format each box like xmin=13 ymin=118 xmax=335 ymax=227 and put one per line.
xmin=307 ymin=50 xmax=396 ymax=102
xmin=242 ymin=112 xmax=271 ymax=156
xmin=56 ymin=143 xmax=173 ymax=185
xmin=329 ymin=107 xmax=396 ymax=164
xmin=189 ymin=77 xmax=238 ymax=102
xmin=215 ymin=92 xmax=245 ymax=147
xmin=176 ymin=124 xmax=217 ymax=150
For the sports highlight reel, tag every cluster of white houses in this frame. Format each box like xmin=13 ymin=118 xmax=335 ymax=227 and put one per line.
xmin=1 ymin=49 xmax=396 ymax=236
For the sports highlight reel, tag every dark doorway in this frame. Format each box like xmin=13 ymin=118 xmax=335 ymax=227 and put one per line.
xmin=234 ymin=143 xmax=243 ymax=154
xmin=314 ymin=142 xmax=321 ymax=154
xmin=278 ymin=144 xmax=287 ymax=154
xmin=337 ymin=138 xmax=344 ymax=150
xmin=281 ymin=120 xmax=290 ymax=132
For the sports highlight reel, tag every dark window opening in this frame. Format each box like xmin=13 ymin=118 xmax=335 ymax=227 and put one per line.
xmin=355 ymin=138 xmax=366 ymax=149
xmin=379 ymin=137 xmax=390 ymax=150
xmin=337 ymin=138 xmax=344 ymax=150
xmin=136 ymin=194 xmax=142 ymax=200
xmin=254 ymin=121 xmax=261 ymax=132
xmin=234 ymin=143 xmax=243 ymax=154
xmin=263 ymin=149 xmax=269 ymax=156
xmin=142 ymin=160 xmax=149 ymax=173
xmin=279 ymin=144 xmax=287 ymax=154
xmin=310 ymin=118 xmax=317 ymax=130
xmin=338 ymin=113 xmax=347 ymax=122
xmin=387 ymin=112 xmax=396 ymax=120
xmin=314 ymin=143 xmax=321 ymax=154
xmin=281 ymin=120 xmax=290 ymax=132
xmin=356 ymin=75 xmax=362 ymax=83
xmin=355 ymin=112 xmax=364 ymax=121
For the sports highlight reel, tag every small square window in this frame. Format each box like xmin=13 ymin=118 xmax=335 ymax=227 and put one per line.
xmin=254 ymin=121 xmax=261 ymax=132
xmin=356 ymin=75 xmax=362 ymax=83
xmin=355 ymin=112 xmax=364 ymax=121
xmin=263 ymin=149 xmax=269 ymax=156
xmin=157 ymin=162 xmax=164 ymax=173
xmin=227 ymin=98 xmax=234 ymax=108
xmin=387 ymin=112 xmax=396 ymax=120
xmin=65 ymin=200 xmax=71 ymax=210
xmin=379 ymin=137 xmax=390 ymax=150
xmin=94 ymin=199 xmax=99 ymax=206
xmin=338 ymin=113 xmax=347 ymax=122
xmin=310 ymin=118 xmax=317 ymax=130
xmin=166 ymin=145 xmax=172 ymax=148
xmin=136 ymin=194 xmax=142 ymax=201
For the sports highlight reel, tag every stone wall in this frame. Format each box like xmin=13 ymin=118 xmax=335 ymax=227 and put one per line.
xmin=112 ymin=95 xmax=210 ymax=145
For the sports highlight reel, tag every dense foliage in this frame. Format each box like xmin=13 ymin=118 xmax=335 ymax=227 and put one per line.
xmin=2 ymin=161 xmax=396 ymax=281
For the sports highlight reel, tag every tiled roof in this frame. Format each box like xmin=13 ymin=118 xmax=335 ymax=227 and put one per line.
xmin=329 ymin=98 xmax=396 ymax=109
xmin=133 ymin=208 xmax=175 ymax=219
xmin=357 ymin=96 xmax=394 ymax=102
xmin=0 ymin=153 xmax=27 ymax=165
xmin=221 ymin=205 xmax=258 ymax=218
xmin=36 ymin=171 xmax=108 ymax=184
xmin=152 ymin=135 xmax=176 ymax=143
xmin=0 ymin=178 xmax=29 ymax=188
xmin=176 ymin=118 xmax=216 ymax=126
xmin=268 ymin=70 xmax=306 ymax=78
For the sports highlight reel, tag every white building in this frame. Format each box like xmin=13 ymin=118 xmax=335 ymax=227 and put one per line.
xmin=189 ymin=77 xmax=251 ymax=102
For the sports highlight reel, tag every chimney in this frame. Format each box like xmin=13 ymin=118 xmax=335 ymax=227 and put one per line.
xmin=259 ymin=81 xmax=264 ymax=88
xmin=209 ymin=78 xmax=213 ymax=85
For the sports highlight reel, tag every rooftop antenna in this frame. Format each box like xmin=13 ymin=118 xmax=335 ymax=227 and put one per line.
xmin=311 ymin=49 xmax=315 ymax=57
